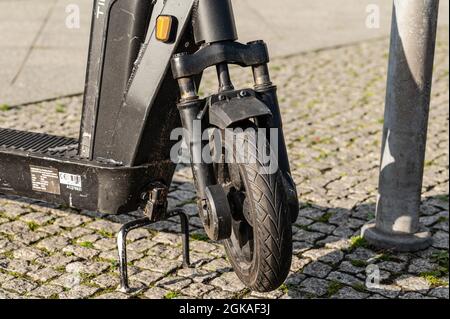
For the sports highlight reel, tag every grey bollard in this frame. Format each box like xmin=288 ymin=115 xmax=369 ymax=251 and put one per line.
xmin=361 ymin=0 xmax=440 ymax=252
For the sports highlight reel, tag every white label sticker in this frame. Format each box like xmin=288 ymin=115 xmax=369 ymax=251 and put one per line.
xmin=30 ymin=166 xmax=61 ymax=195
xmin=59 ymin=172 xmax=82 ymax=191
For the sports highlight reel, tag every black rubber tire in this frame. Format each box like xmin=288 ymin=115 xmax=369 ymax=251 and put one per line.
xmin=214 ymin=122 xmax=292 ymax=292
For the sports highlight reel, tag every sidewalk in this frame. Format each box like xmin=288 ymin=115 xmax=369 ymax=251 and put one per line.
xmin=0 ymin=24 xmax=448 ymax=300
xmin=0 ymin=0 xmax=448 ymax=106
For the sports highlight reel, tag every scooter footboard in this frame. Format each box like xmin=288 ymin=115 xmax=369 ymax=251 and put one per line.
xmin=0 ymin=129 xmax=174 ymax=214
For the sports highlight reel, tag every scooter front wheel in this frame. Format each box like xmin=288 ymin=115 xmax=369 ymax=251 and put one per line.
xmin=213 ymin=121 xmax=293 ymax=292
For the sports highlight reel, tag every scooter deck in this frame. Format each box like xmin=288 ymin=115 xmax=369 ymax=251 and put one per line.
xmin=0 ymin=128 xmax=174 ymax=214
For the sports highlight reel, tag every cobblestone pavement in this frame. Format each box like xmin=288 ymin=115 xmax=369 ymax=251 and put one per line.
xmin=0 ymin=28 xmax=448 ymax=299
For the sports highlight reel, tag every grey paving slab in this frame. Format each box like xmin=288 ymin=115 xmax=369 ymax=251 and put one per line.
xmin=0 ymin=0 xmax=91 ymax=105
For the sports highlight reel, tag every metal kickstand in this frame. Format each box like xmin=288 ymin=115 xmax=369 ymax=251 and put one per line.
xmin=117 ymin=208 xmax=191 ymax=293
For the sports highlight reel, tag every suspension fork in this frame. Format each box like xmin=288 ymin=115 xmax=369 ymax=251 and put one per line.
xmin=176 ymin=75 xmax=216 ymax=222
xmin=252 ymin=62 xmax=299 ymax=220
xmin=252 ymin=63 xmax=291 ymax=177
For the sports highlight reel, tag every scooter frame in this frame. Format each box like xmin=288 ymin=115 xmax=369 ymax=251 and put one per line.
xmin=0 ymin=0 xmax=298 ymax=292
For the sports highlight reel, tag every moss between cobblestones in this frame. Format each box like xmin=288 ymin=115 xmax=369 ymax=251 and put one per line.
xmin=108 ymin=260 xmax=119 ymax=273
xmin=305 ymin=99 xmax=321 ymax=110
xmin=349 ymin=236 xmax=369 ymax=250
xmin=371 ymin=139 xmax=380 ymax=148
xmin=294 ymin=224 xmax=311 ymax=231
xmin=2 ymin=251 xmax=14 ymax=259
xmin=350 ymin=260 xmax=368 ymax=268
xmin=326 ymin=280 xmax=344 ymax=297
xmin=92 ymin=287 xmax=117 ymax=298
xmin=431 ymin=251 xmax=449 ymax=274
xmin=367 ymin=212 xmax=375 ymax=220
xmin=351 ymin=283 xmax=368 ymax=293
xmin=314 ymin=151 xmax=330 ymax=161
xmin=2 ymin=268 xmax=33 ymax=281
xmin=0 ymin=104 xmax=10 ymax=111
xmin=376 ymin=253 xmax=402 ymax=263
xmin=36 ymin=246 xmax=52 ymax=256
xmin=417 ymin=251 xmax=450 ymax=288
xmin=233 ymin=288 xmax=251 ymax=299
xmin=310 ymin=137 xmax=333 ymax=146
xmin=279 ymin=283 xmax=289 ymax=294
xmin=55 ymin=104 xmax=66 ymax=113
xmin=55 ymin=266 xmax=66 ymax=273
xmin=78 ymin=241 xmax=94 ymax=249
xmin=435 ymin=194 xmax=449 ymax=202
xmin=57 ymin=203 xmax=71 ymax=210
xmin=27 ymin=221 xmax=40 ymax=232
xmin=436 ymin=216 xmax=449 ymax=224
xmin=97 ymin=229 xmax=114 ymax=238
xmin=425 ymin=160 xmax=434 ymax=167
xmin=190 ymin=233 xmax=210 ymax=242
xmin=300 ymin=201 xmax=314 ymax=209
xmin=420 ymin=272 xmax=449 ymax=288
xmin=270 ymin=65 xmax=282 ymax=72
xmin=164 ymin=291 xmax=181 ymax=299
xmin=346 ymin=138 xmax=356 ymax=147
xmin=316 ymin=211 xmax=334 ymax=223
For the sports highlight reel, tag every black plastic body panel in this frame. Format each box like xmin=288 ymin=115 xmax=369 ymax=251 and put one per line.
xmin=79 ymin=0 xmax=198 ymax=166
xmin=208 ymin=89 xmax=272 ymax=129
xmin=79 ymin=0 xmax=153 ymax=159
xmin=98 ymin=0 xmax=198 ymax=166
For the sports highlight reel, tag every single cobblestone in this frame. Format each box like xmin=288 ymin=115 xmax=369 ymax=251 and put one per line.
xmin=395 ymin=275 xmax=431 ymax=292
xmin=131 ymin=270 xmax=164 ymax=286
xmin=1 ymin=278 xmax=38 ymax=294
xmin=58 ymin=285 xmax=99 ymax=299
xmin=408 ymin=258 xmax=437 ymax=274
xmin=331 ymin=286 xmax=370 ymax=299
xmin=302 ymin=248 xmax=344 ymax=265
xmin=28 ymin=284 xmax=64 ymax=298
xmin=298 ymin=278 xmax=330 ymax=297
xmin=27 ymin=268 xmax=60 ymax=282
xmin=428 ymin=287 xmax=450 ymax=299
xmin=12 ymin=247 xmax=46 ymax=261
xmin=95 ymin=292 xmax=129 ymax=299
xmin=134 ymin=255 xmax=181 ymax=274
xmin=302 ymin=261 xmax=333 ymax=278
xmin=209 ymin=272 xmax=247 ymax=293
xmin=36 ymin=236 xmax=70 ymax=253
xmin=157 ymin=276 xmax=192 ymax=291
xmin=143 ymin=286 xmax=169 ymax=299
xmin=327 ymin=271 xmax=364 ymax=287
xmin=92 ymin=273 xmax=120 ymax=289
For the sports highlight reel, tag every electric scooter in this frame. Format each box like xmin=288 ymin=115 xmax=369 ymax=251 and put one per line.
xmin=0 ymin=0 xmax=299 ymax=293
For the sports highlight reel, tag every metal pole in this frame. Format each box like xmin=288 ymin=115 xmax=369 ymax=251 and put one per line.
xmin=362 ymin=0 xmax=439 ymax=252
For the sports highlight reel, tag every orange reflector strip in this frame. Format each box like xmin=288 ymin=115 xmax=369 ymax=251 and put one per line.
xmin=156 ymin=15 xmax=173 ymax=42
